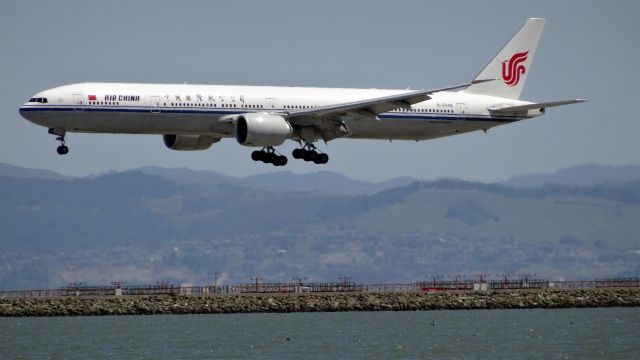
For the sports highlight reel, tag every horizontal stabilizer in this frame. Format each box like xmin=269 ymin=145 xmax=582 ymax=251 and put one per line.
xmin=488 ymin=99 xmax=587 ymax=114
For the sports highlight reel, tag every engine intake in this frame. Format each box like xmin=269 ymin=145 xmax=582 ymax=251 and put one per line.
xmin=163 ymin=134 xmax=220 ymax=151
xmin=236 ymin=113 xmax=293 ymax=147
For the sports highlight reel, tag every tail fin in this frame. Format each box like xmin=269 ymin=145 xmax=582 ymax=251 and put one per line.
xmin=465 ymin=18 xmax=545 ymax=99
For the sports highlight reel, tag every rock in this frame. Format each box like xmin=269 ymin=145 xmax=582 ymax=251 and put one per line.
xmin=1 ymin=289 xmax=639 ymax=317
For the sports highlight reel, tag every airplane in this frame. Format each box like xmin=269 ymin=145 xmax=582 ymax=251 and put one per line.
xmin=20 ymin=18 xmax=585 ymax=166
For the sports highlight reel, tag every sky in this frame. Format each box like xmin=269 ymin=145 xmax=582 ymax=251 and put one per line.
xmin=1 ymin=0 xmax=638 ymax=182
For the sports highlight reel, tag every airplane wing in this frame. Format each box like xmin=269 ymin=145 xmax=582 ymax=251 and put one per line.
xmin=286 ymin=80 xmax=493 ymax=127
xmin=488 ymin=99 xmax=587 ymax=114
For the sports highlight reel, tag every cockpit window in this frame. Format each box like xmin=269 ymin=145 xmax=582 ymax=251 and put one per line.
xmin=29 ymin=97 xmax=48 ymax=103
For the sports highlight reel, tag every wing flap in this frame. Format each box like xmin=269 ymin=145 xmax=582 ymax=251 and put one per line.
xmin=288 ymin=80 xmax=493 ymax=126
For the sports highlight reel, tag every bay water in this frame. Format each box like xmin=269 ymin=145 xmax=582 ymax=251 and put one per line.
xmin=1 ymin=308 xmax=638 ymax=359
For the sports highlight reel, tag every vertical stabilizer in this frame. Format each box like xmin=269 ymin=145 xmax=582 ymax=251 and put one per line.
xmin=465 ymin=18 xmax=545 ymax=99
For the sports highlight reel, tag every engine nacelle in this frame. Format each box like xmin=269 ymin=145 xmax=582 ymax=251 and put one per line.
xmin=163 ymin=134 xmax=220 ymax=151
xmin=235 ymin=113 xmax=293 ymax=147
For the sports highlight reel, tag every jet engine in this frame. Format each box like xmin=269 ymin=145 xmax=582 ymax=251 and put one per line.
xmin=235 ymin=113 xmax=293 ymax=147
xmin=163 ymin=134 xmax=220 ymax=150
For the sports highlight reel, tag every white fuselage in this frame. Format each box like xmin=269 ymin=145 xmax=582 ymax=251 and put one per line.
xmin=19 ymin=82 xmax=534 ymax=142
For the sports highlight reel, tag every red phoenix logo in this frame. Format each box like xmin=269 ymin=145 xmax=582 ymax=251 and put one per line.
xmin=502 ymin=51 xmax=529 ymax=86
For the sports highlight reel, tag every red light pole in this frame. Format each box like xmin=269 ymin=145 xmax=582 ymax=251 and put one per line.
xmin=474 ymin=273 xmax=490 ymax=283
xmin=425 ymin=274 xmax=443 ymax=290
xmin=339 ymin=276 xmax=352 ymax=291
xmin=251 ymin=276 xmax=263 ymax=292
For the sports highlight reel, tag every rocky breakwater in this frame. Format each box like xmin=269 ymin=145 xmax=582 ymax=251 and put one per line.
xmin=1 ymin=289 xmax=639 ymax=317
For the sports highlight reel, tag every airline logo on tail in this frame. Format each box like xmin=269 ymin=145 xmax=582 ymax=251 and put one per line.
xmin=502 ymin=51 xmax=529 ymax=86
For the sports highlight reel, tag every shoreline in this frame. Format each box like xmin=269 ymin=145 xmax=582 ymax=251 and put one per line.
xmin=1 ymin=289 xmax=638 ymax=317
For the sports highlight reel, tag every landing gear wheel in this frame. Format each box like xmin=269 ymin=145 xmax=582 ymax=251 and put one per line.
xmin=274 ymin=155 xmax=288 ymax=166
xmin=263 ymin=152 xmax=276 ymax=164
xmin=303 ymin=150 xmax=317 ymax=162
xmin=250 ymin=147 xmax=288 ymax=166
xmin=294 ymin=143 xmax=329 ymax=164
xmin=317 ymin=153 xmax=329 ymax=164
xmin=292 ymin=148 xmax=303 ymax=159
xmin=251 ymin=150 xmax=264 ymax=161
xmin=49 ymin=129 xmax=69 ymax=155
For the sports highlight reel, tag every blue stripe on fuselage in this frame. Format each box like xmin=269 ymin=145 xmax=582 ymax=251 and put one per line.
xmin=19 ymin=105 xmax=520 ymax=123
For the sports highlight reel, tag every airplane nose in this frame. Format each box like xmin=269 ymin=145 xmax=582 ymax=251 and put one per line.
xmin=19 ymin=93 xmax=54 ymax=125
xmin=19 ymin=104 xmax=32 ymax=120
xmin=19 ymin=100 xmax=39 ymax=122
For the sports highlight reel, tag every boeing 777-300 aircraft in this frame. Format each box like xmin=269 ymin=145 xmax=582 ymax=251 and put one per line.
xmin=20 ymin=18 xmax=585 ymax=166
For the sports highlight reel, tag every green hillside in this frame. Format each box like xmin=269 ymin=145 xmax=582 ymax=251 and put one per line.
xmin=0 ymin=168 xmax=638 ymax=289
xmin=356 ymin=189 xmax=638 ymax=250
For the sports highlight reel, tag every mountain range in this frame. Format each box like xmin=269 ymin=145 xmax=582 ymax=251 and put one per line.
xmin=0 ymin=162 xmax=638 ymax=289
xmin=3 ymin=162 xmax=639 ymax=194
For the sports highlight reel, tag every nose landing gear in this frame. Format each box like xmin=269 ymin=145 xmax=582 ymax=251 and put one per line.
xmin=56 ymin=144 xmax=69 ymax=155
xmin=251 ymin=147 xmax=288 ymax=166
xmin=292 ymin=144 xmax=329 ymax=164
xmin=48 ymin=128 xmax=69 ymax=155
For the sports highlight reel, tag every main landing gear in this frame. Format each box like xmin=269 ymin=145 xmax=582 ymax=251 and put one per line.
xmin=251 ymin=147 xmax=288 ymax=166
xmin=292 ymin=144 xmax=329 ymax=164
xmin=48 ymin=128 xmax=69 ymax=155
xmin=250 ymin=144 xmax=329 ymax=166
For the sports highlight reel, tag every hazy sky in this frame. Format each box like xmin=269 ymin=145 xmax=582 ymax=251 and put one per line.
xmin=1 ymin=0 xmax=638 ymax=182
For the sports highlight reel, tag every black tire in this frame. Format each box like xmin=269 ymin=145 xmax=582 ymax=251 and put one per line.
xmin=318 ymin=153 xmax=329 ymax=164
xmin=277 ymin=155 xmax=288 ymax=166
xmin=263 ymin=152 xmax=276 ymax=163
xmin=57 ymin=145 xmax=69 ymax=155
xmin=251 ymin=150 xmax=263 ymax=161
xmin=292 ymin=148 xmax=303 ymax=159
xmin=303 ymin=150 xmax=317 ymax=162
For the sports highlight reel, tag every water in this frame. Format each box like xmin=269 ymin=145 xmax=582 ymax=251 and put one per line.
xmin=1 ymin=308 xmax=638 ymax=359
